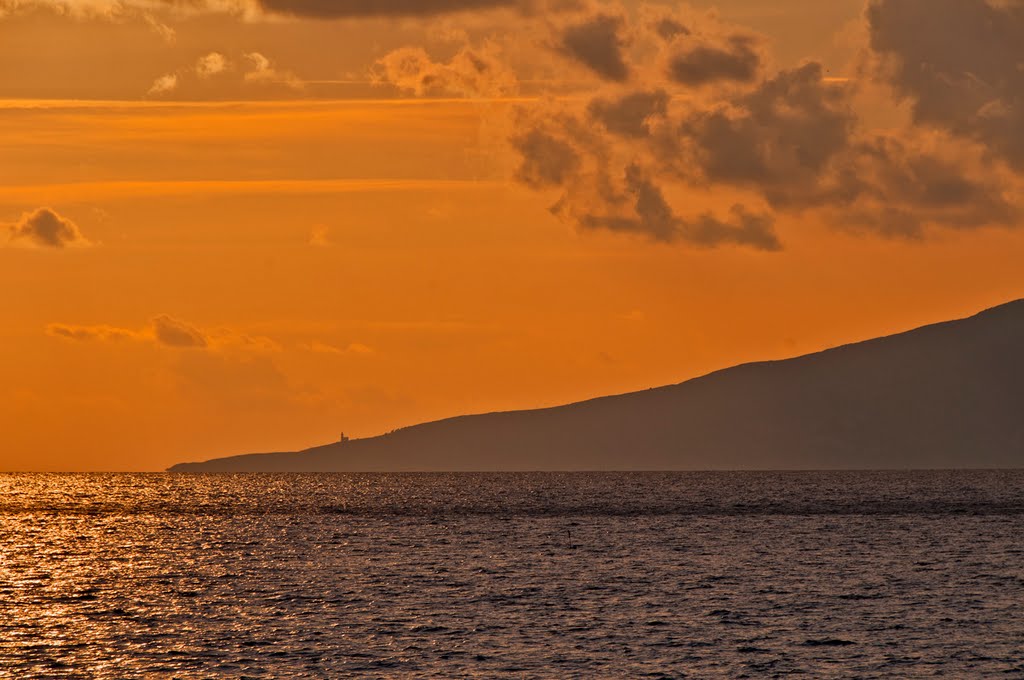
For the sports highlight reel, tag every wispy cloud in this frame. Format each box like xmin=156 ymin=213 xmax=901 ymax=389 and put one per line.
xmin=301 ymin=340 xmax=375 ymax=355
xmin=46 ymin=315 xmax=281 ymax=352
xmin=244 ymin=52 xmax=303 ymax=90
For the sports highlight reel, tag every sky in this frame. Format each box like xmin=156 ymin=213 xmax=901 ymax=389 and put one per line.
xmin=2 ymin=0 xmax=1024 ymax=471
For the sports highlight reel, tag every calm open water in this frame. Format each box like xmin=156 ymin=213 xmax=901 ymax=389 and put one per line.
xmin=2 ymin=471 xmax=1023 ymax=678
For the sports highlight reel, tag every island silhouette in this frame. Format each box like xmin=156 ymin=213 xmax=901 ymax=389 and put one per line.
xmin=170 ymin=299 xmax=1024 ymax=472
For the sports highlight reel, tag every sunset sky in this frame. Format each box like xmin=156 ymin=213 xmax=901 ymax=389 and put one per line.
xmin=2 ymin=0 xmax=1023 ymax=470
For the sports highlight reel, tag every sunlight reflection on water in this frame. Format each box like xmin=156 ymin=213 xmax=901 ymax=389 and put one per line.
xmin=2 ymin=472 xmax=1023 ymax=677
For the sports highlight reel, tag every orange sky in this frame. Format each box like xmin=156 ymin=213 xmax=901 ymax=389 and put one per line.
xmin=2 ymin=0 xmax=1022 ymax=470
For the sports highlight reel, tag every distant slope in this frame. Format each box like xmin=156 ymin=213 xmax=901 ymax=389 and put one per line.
xmin=170 ymin=300 xmax=1024 ymax=471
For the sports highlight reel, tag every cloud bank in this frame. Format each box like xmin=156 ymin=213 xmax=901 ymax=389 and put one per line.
xmin=867 ymin=0 xmax=1024 ymax=170
xmin=7 ymin=0 xmax=1022 ymax=251
xmin=494 ymin=2 xmax=1021 ymax=248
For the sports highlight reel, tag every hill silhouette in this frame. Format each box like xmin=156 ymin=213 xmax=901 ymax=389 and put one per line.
xmin=169 ymin=300 xmax=1024 ymax=471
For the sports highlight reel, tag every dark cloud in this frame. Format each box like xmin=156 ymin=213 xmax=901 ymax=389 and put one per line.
xmin=679 ymin=62 xmax=854 ymax=206
xmin=335 ymin=2 xmax=1021 ymax=248
xmin=829 ymin=135 xmax=1019 ymax=238
xmin=653 ymin=17 xmax=689 ymax=41
xmin=673 ymin=61 xmax=1017 ymax=235
xmin=587 ymin=90 xmax=669 ymax=138
xmin=576 ymin=164 xmax=780 ymax=249
xmin=510 ymin=79 xmax=792 ymax=249
xmin=152 ymin=315 xmax=208 ymax=348
xmin=7 ymin=207 xmax=91 ymax=248
xmin=667 ymin=35 xmax=761 ymax=86
xmin=558 ymin=13 xmax=630 ymax=82
xmin=512 ymin=108 xmax=782 ymax=249
xmin=868 ymin=0 xmax=1024 ymax=169
xmin=511 ymin=126 xmax=582 ymax=189
xmin=255 ymin=0 xmax=518 ymax=18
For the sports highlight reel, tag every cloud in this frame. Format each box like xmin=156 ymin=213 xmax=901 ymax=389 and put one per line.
xmin=651 ymin=16 xmax=689 ymax=41
xmin=0 ymin=0 xmax=549 ymax=21
xmin=510 ymin=123 xmax=583 ymax=189
xmin=587 ymin=89 xmax=669 ymax=139
xmin=48 ymin=316 xmax=206 ymax=349
xmin=46 ymin=324 xmax=140 ymax=342
xmin=151 ymin=315 xmax=208 ymax=348
xmin=47 ymin=315 xmax=291 ymax=354
xmin=557 ymin=13 xmax=630 ymax=82
xmin=196 ymin=52 xmax=229 ymax=78
xmin=373 ymin=43 xmax=517 ymax=98
xmin=142 ymin=13 xmax=175 ymax=42
xmin=666 ymin=34 xmax=761 ymax=86
xmin=6 ymin=207 xmax=91 ymax=248
xmin=147 ymin=73 xmax=178 ymax=96
xmin=253 ymin=0 xmax=520 ymax=18
xmin=678 ymin=62 xmax=855 ymax=205
xmin=303 ymin=340 xmax=375 ymax=355
xmin=10 ymin=0 xmax=1022 ymax=248
xmin=511 ymin=87 xmax=786 ymax=250
xmin=244 ymin=52 xmax=303 ymax=89
xmin=142 ymin=50 xmax=299 ymax=98
xmin=495 ymin=3 xmax=1023 ymax=248
xmin=827 ymin=132 xmax=1020 ymax=238
xmin=867 ymin=0 xmax=1024 ymax=170
xmin=567 ymin=163 xmax=780 ymax=249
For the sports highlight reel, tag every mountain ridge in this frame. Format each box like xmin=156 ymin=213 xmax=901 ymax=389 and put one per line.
xmin=169 ymin=299 xmax=1024 ymax=472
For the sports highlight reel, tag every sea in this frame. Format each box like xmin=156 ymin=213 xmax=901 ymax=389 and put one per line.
xmin=2 ymin=471 xmax=1023 ymax=678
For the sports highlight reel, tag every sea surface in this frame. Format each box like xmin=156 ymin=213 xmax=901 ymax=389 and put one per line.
xmin=2 ymin=471 xmax=1023 ymax=678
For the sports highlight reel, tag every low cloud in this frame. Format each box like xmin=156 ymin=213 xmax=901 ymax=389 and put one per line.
xmin=373 ymin=43 xmax=517 ymax=98
xmin=254 ymin=0 xmax=520 ymax=18
xmin=9 ymin=0 xmax=1023 ymax=250
xmin=196 ymin=51 xmax=229 ymax=78
xmin=563 ymin=163 xmax=780 ymax=249
xmin=144 ymin=50 xmax=300 ymax=98
xmin=302 ymin=340 xmax=375 ymax=355
xmin=678 ymin=63 xmax=855 ymax=205
xmin=868 ymin=0 xmax=1024 ymax=170
xmin=152 ymin=315 xmax=208 ymax=348
xmin=496 ymin=3 xmax=1022 ymax=248
xmin=48 ymin=315 xmax=207 ymax=349
xmin=510 ymin=124 xmax=583 ymax=189
xmin=47 ymin=315 xmax=290 ymax=353
xmin=244 ymin=52 xmax=303 ymax=89
xmin=147 ymin=73 xmax=178 ymax=96
xmin=6 ymin=207 xmax=91 ymax=248
xmin=666 ymin=35 xmax=761 ymax=86
xmin=47 ymin=324 xmax=139 ymax=342
xmin=587 ymin=90 xmax=669 ymax=139
xmin=557 ymin=13 xmax=630 ymax=82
